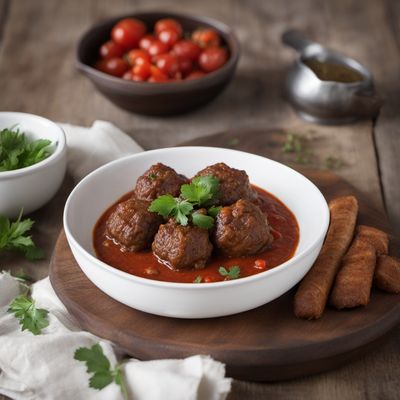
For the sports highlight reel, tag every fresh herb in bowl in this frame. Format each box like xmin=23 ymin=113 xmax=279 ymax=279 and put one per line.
xmin=0 ymin=127 xmax=52 ymax=172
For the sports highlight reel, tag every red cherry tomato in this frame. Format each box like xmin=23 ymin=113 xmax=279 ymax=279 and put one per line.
xmin=126 ymin=49 xmax=151 ymax=66
xmin=192 ymin=28 xmax=221 ymax=47
xmin=95 ymin=57 xmax=129 ymax=77
xmin=157 ymin=28 xmax=181 ymax=47
xmin=199 ymin=47 xmax=228 ymax=72
xmin=154 ymin=54 xmax=179 ymax=77
xmin=177 ymin=57 xmax=193 ymax=77
xmin=149 ymin=66 xmax=169 ymax=82
xmin=139 ymin=34 xmax=157 ymax=51
xmin=122 ymin=70 xmax=134 ymax=80
xmin=155 ymin=18 xmax=183 ymax=36
xmin=185 ymin=70 xmax=206 ymax=80
xmin=132 ymin=74 xmax=146 ymax=82
xmin=99 ymin=40 xmax=124 ymax=59
xmin=111 ymin=18 xmax=146 ymax=49
xmin=148 ymin=40 xmax=169 ymax=57
xmin=254 ymin=259 xmax=267 ymax=270
xmin=133 ymin=60 xmax=152 ymax=80
xmin=172 ymin=40 xmax=201 ymax=61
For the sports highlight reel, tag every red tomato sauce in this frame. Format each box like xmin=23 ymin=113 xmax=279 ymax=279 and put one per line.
xmin=93 ymin=186 xmax=299 ymax=283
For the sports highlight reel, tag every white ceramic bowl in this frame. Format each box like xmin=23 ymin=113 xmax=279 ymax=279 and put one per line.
xmin=0 ymin=112 xmax=67 ymax=218
xmin=64 ymin=147 xmax=329 ymax=318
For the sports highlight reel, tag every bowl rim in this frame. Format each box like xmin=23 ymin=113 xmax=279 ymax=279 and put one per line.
xmin=0 ymin=112 xmax=66 ymax=180
xmin=75 ymin=10 xmax=240 ymax=92
xmin=64 ymin=146 xmax=330 ymax=289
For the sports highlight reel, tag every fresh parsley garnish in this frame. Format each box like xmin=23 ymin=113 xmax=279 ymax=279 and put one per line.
xmin=74 ymin=343 xmax=128 ymax=400
xmin=218 ymin=265 xmax=241 ymax=280
xmin=208 ymin=205 xmax=222 ymax=218
xmin=0 ymin=210 xmax=44 ymax=260
xmin=191 ymin=212 xmax=214 ymax=229
xmin=180 ymin=176 xmax=219 ymax=207
xmin=149 ymin=194 xmax=193 ymax=226
xmin=0 ymin=127 xmax=52 ymax=171
xmin=193 ymin=276 xmax=202 ymax=283
xmin=148 ymin=173 xmax=157 ymax=181
xmin=8 ymin=295 xmax=49 ymax=335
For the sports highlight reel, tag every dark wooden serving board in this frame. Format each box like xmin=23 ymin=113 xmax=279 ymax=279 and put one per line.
xmin=50 ymin=130 xmax=400 ymax=381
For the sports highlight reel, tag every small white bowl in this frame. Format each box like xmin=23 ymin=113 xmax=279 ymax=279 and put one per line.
xmin=0 ymin=112 xmax=67 ymax=218
xmin=64 ymin=147 xmax=329 ymax=318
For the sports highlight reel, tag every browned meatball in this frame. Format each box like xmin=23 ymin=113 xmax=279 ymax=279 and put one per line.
xmin=134 ymin=163 xmax=187 ymax=201
xmin=213 ymin=199 xmax=273 ymax=257
xmin=106 ymin=198 xmax=162 ymax=251
xmin=194 ymin=162 xmax=256 ymax=206
xmin=152 ymin=221 xmax=213 ymax=270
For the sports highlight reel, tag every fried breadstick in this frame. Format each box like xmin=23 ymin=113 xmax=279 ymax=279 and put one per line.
xmin=374 ymin=255 xmax=400 ymax=294
xmin=294 ymin=196 xmax=358 ymax=319
xmin=356 ymin=225 xmax=389 ymax=255
xmin=330 ymin=236 xmax=376 ymax=309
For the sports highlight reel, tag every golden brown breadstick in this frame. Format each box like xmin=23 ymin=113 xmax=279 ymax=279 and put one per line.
xmin=374 ymin=255 xmax=400 ymax=293
xmin=294 ymin=196 xmax=358 ymax=319
xmin=356 ymin=225 xmax=389 ymax=255
xmin=330 ymin=237 xmax=376 ymax=309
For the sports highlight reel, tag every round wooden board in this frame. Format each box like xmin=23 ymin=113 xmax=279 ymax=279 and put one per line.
xmin=50 ymin=130 xmax=400 ymax=381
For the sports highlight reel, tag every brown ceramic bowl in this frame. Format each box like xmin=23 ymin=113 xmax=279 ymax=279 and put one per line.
xmin=76 ymin=12 xmax=240 ymax=116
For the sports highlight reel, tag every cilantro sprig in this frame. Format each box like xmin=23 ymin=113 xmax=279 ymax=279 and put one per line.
xmin=0 ymin=210 xmax=44 ymax=260
xmin=74 ymin=343 xmax=128 ymax=400
xmin=0 ymin=127 xmax=52 ymax=171
xmin=148 ymin=175 xmax=220 ymax=229
xmin=8 ymin=295 xmax=49 ymax=335
xmin=219 ymin=265 xmax=241 ymax=280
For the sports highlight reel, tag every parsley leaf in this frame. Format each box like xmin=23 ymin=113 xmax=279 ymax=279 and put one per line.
xmin=180 ymin=175 xmax=219 ymax=207
xmin=193 ymin=276 xmax=202 ymax=283
xmin=148 ymin=195 xmax=193 ymax=226
xmin=192 ymin=212 xmax=214 ymax=229
xmin=0 ymin=127 xmax=52 ymax=171
xmin=0 ymin=210 xmax=44 ymax=260
xmin=218 ymin=265 xmax=241 ymax=280
xmin=74 ymin=343 xmax=128 ymax=399
xmin=208 ymin=205 xmax=222 ymax=218
xmin=8 ymin=295 xmax=49 ymax=335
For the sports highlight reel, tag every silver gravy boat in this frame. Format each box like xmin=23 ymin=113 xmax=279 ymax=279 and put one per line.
xmin=282 ymin=30 xmax=383 ymax=124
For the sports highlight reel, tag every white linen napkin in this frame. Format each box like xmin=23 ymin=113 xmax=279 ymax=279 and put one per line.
xmin=0 ymin=121 xmax=232 ymax=400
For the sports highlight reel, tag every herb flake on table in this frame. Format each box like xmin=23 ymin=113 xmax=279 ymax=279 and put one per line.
xmin=218 ymin=265 xmax=241 ymax=280
xmin=0 ymin=127 xmax=52 ymax=171
xmin=8 ymin=295 xmax=49 ymax=335
xmin=0 ymin=210 xmax=44 ymax=260
xmin=74 ymin=343 xmax=128 ymax=400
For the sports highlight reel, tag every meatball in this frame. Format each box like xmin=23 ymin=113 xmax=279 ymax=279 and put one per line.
xmin=134 ymin=163 xmax=187 ymax=201
xmin=106 ymin=198 xmax=162 ymax=251
xmin=213 ymin=199 xmax=273 ymax=257
xmin=152 ymin=221 xmax=213 ymax=270
xmin=194 ymin=162 xmax=256 ymax=206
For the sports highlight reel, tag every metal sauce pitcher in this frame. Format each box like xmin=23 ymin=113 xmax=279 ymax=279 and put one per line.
xmin=282 ymin=30 xmax=383 ymax=124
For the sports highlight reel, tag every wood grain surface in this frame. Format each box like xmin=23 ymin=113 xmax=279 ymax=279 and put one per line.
xmin=0 ymin=0 xmax=399 ymax=399
xmin=49 ymin=166 xmax=400 ymax=382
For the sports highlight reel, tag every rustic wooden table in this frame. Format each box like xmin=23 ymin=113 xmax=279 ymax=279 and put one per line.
xmin=1 ymin=0 xmax=399 ymax=399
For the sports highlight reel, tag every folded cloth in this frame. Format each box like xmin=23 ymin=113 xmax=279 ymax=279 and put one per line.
xmin=0 ymin=121 xmax=231 ymax=400
xmin=60 ymin=120 xmax=144 ymax=181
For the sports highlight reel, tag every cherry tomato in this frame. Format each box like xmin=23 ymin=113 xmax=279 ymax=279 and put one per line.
xmin=126 ymin=49 xmax=151 ymax=66
xmin=172 ymin=40 xmax=201 ymax=61
xmin=254 ymin=259 xmax=267 ymax=270
xmin=157 ymin=28 xmax=181 ymax=47
xmin=111 ymin=18 xmax=146 ymax=49
xmin=154 ymin=54 xmax=179 ymax=77
xmin=122 ymin=70 xmax=134 ymax=80
xmin=95 ymin=57 xmax=129 ymax=77
xmin=155 ymin=18 xmax=183 ymax=36
xmin=133 ymin=60 xmax=152 ymax=80
xmin=139 ymin=34 xmax=157 ymax=50
xmin=199 ymin=47 xmax=228 ymax=72
xmin=185 ymin=70 xmax=206 ymax=80
xmin=192 ymin=28 xmax=221 ymax=47
xmin=99 ymin=40 xmax=124 ymax=59
xmin=178 ymin=57 xmax=193 ymax=77
xmin=148 ymin=40 xmax=169 ymax=57
xmin=149 ymin=66 xmax=169 ymax=82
